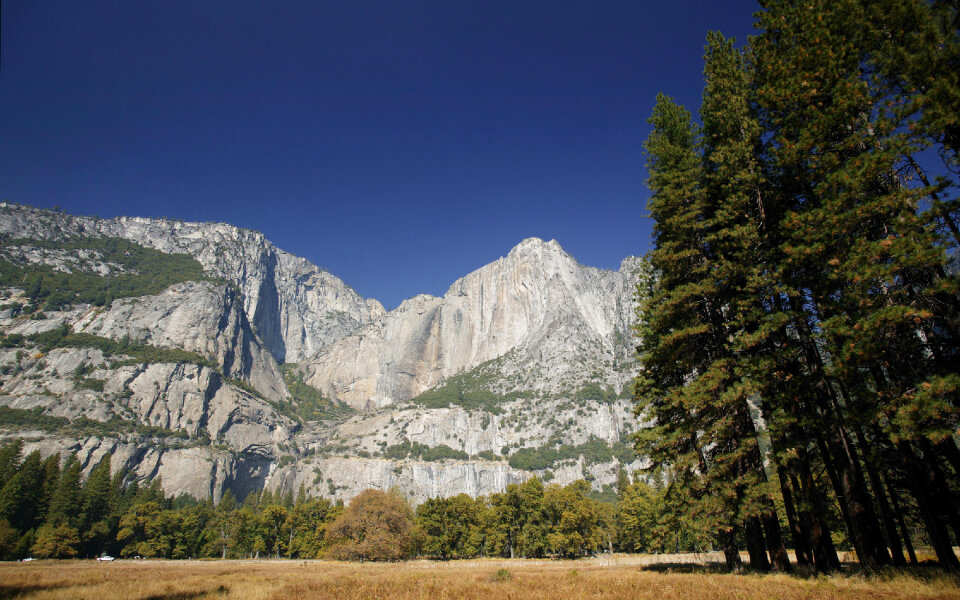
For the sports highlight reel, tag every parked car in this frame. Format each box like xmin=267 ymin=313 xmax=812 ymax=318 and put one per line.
xmin=96 ymin=555 xmax=115 ymax=562
xmin=20 ymin=557 xmax=35 ymax=562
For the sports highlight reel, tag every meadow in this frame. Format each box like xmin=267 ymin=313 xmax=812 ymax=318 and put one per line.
xmin=2 ymin=555 xmax=960 ymax=600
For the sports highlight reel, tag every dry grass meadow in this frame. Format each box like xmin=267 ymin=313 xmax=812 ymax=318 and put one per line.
xmin=3 ymin=555 xmax=960 ymax=600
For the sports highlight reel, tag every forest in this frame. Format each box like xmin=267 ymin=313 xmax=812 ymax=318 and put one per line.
xmin=634 ymin=0 xmax=960 ymax=573
xmin=0 ymin=440 xmax=672 ymax=561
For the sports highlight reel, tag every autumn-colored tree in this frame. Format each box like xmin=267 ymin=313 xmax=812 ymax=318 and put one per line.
xmin=325 ymin=489 xmax=416 ymax=561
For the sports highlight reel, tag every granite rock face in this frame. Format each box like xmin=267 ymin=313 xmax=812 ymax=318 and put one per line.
xmin=301 ymin=238 xmax=640 ymax=409
xmin=0 ymin=204 xmax=647 ymax=503
xmin=75 ymin=281 xmax=287 ymax=401
xmin=0 ymin=203 xmax=384 ymax=363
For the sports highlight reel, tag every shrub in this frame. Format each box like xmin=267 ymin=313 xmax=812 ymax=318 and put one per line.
xmin=420 ymin=444 xmax=468 ymax=462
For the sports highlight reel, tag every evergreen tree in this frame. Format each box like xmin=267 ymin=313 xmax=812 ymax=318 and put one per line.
xmin=635 ymin=90 xmax=788 ymax=571
xmin=752 ymin=0 xmax=959 ymax=569
xmin=80 ymin=455 xmax=117 ymax=557
xmin=46 ymin=455 xmax=83 ymax=527
xmin=0 ymin=440 xmax=23 ymax=485
xmin=0 ymin=450 xmax=44 ymax=531
xmin=632 ymin=0 xmax=960 ymax=572
xmin=37 ymin=453 xmax=61 ymax=525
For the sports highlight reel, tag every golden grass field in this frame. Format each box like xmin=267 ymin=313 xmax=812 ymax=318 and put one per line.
xmin=2 ymin=556 xmax=960 ymax=600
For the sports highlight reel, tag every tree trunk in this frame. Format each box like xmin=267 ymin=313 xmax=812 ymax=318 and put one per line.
xmin=761 ymin=508 xmax=792 ymax=573
xmin=936 ymin=440 xmax=960 ymax=489
xmin=852 ymin=427 xmax=905 ymax=565
xmin=745 ymin=516 xmax=771 ymax=571
xmin=719 ymin=528 xmax=744 ymax=573
xmin=885 ymin=474 xmax=918 ymax=565
xmin=900 ymin=442 xmax=960 ymax=569
xmin=792 ymin=308 xmax=889 ymax=568
xmin=922 ymin=440 xmax=960 ymax=549
xmin=777 ymin=466 xmax=812 ymax=566
xmin=794 ymin=446 xmax=841 ymax=572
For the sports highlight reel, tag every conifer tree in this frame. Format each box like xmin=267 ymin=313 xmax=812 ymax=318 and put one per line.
xmin=750 ymin=0 xmax=960 ymax=569
xmin=636 ymin=84 xmax=794 ymax=571
xmin=46 ymin=455 xmax=82 ymax=527
xmin=81 ymin=455 xmax=118 ymax=557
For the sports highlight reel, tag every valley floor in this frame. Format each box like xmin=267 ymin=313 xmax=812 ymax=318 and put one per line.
xmin=2 ymin=556 xmax=960 ymax=600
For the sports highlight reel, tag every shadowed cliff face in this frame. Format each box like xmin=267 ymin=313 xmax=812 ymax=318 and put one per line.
xmin=0 ymin=204 xmax=646 ymax=503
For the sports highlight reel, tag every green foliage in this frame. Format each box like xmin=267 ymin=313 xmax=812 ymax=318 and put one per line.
xmin=383 ymin=439 xmax=429 ymax=460
xmin=416 ymin=494 xmax=487 ymax=559
xmin=0 ymin=333 xmax=25 ymax=348
xmin=420 ymin=445 xmax=468 ymax=462
xmin=224 ymin=377 xmax=265 ymax=400
xmin=0 ymin=406 xmax=186 ymax=439
xmin=574 ymin=383 xmax=624 ymax=404
xmin=586 ymin=484 xmax=617 ymax=505
xmin=409 ymin=360 xmax=531 ymax=414
xmin=276 ymin=363 xmax=354 ymax=422
xmin=615 ymin=480 xmax=663 ymax=553
xmin=74 ymin=377 xmax=105 ymax=392
xmin=27 ymin=325 xmax=216 ymax=369
xmin=507 ymin=437 xmax=635 ymax=471
xmin=0 ymin=236 xmax=212 ymax=310
xmin=382 ymin=440 xmax=468 ymax=462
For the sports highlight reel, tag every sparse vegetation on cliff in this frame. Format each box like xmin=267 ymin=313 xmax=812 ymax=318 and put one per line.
xmin=0 ymin=236 xmax=211 ymax=310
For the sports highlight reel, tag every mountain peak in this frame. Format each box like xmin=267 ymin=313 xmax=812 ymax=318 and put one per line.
xmin=508 ymin=237 xmax=566 ymax=257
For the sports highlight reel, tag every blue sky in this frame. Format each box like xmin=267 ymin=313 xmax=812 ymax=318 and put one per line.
xmin=1 ymin=1 xmax=759 ymax=308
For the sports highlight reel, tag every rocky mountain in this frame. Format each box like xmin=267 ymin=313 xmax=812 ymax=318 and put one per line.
xmin=0 ymin=204 xmax=384 ymax=363
xmin=0 ymin=203 xmax=647 ymax=504
xmin=301 ymin=238 xmax=640 ymax=409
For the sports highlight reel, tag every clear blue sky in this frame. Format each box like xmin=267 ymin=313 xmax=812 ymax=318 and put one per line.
xmin=1 ymin=1 xmax=759 ymax=309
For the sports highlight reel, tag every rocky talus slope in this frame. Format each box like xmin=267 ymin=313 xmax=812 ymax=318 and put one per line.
xmin=0 ymin=203 xmax=646 ymax=503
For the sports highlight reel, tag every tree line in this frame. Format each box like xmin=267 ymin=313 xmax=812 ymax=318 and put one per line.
xmin=0 ymin=440 xmax=684 ymax=561
xmin=635 ymin=0 xmax=960 ymax=573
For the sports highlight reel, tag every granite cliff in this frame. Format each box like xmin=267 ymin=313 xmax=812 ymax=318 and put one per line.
xmin=0 ymin=203 xmax=646 ymax=503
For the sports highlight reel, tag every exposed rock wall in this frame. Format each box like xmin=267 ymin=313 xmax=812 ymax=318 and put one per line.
xmin=0 ymin=203 xmax=384 ymax=363
xmin=266 ymin=456 xmax=529 ymax=505
xmin=75 ymin=281 xmax=286 ymax=401
xmin=302 ymin=238 xmax=638 ymax=409
xmin=0 ymin=204 xmax=647 ymax=503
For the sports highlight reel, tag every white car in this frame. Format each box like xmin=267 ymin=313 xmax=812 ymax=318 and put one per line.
xmin=96 ymin=555 xmax=115 ymax=562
